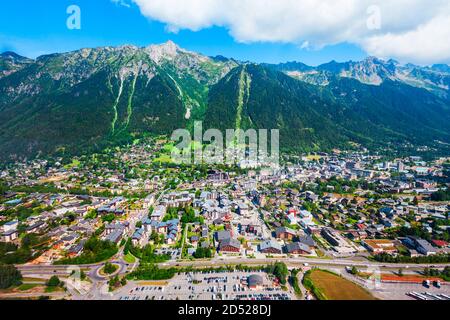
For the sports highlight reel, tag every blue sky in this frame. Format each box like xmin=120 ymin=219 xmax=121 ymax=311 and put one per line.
xmin=0 ymin=0 xmax=367 ymax=65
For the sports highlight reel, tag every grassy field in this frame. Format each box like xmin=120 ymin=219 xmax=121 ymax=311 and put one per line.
xmin=304 ymin=270 xmax=376 ymax=300
xmin=124 ymin=253 xmax=136 ymax=264
xmin=305 ymin=155 xmax=322 ymax=161
xmin=22 ymin=277 xmax=46 ymax=283
xmin=17 ymin=283 xmax=40 ymax=291
xmin=152 ymin=154 xmax=174 ymax=164
xmin=45 ymin=286 xmax=64 ymax=293
xmin=64 ymin=159 xmax=81 ymax=169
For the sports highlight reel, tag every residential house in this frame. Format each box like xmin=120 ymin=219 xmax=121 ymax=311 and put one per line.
xmin=259 ymin=240 xmax=282 ymax=254
xmin=285 ymin=242 xmax=312 ymax=255
xmin=275 ymin=227 xmax=296 ymax=241
xmin=215 ymin=230 xmax=232 ymax=242
xmin=2 ymin=220 xmax=18 ymax=233
xmin=1 ymin=229 xmax=18 ymax=242
xmin=218 ymin=238 xmax=241 ymax=253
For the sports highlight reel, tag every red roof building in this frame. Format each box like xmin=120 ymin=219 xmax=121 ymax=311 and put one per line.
xmin=431 ymin=240 xmax=448 ymax=248
xmin=356 ymin=223 xmax=367 ymax=230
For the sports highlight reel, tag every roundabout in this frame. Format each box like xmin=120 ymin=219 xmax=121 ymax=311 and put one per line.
xmin=91 ymin=261 xmax=127 ymax=281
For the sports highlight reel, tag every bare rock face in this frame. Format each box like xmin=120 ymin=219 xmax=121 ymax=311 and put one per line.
xmin=273 ymin=56 xmax=450 ymax=98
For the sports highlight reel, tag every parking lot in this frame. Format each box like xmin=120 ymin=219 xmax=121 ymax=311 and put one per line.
xmin=117 ymin=271 xmax=294 ymax=301
xmin=376 ymin=282 xmax=450 ymax=300
xmin=154 ymin=248 xmax=180 ymax=260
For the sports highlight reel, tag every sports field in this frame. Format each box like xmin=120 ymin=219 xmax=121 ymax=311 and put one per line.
xmin=307 ymin=270 xmax=376 ymax=300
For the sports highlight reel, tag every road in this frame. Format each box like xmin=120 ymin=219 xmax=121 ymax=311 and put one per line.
xmin=17 ymin=260 xmax=129 ymax=278
xmin=160 ymin=257 xmax=450 ymax=273
xmin=0 ymin=290 xmax=67 ymax=300
xmin=17 ymin=255 xmax=450 ymax=277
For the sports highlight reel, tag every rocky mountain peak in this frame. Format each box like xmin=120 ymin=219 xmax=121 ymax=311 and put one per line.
xmin=146 ymin=40 xmax=183 ymax=64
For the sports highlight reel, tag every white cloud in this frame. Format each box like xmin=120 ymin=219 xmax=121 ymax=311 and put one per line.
xmin=132 ymin=0 xmax=450 ymax=64
xmin=363 ymin=15 xmax=450 ymax=64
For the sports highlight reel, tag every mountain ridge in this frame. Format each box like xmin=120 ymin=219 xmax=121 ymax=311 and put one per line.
xmin=4 ymin=43 xmax=450 ymax=96
xmin=0 ymin=41 xmax=449 ymax=161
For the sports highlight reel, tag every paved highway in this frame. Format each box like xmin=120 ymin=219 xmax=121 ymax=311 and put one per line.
xmin=160 ymin=257 xmax=450 ymax=273
xmin=17 ymin=260 xmax=129 ymax=277
xmin=17 ymin=256 xmax=450 ymax=276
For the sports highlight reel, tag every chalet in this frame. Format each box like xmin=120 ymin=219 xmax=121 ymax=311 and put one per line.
xmin=305 ymin=191 xmax=319 ymax=202
xmin=190 ymin=236 xmax=199 ymax=244
xmin=286 ymin=213 xmax=299 ymax=225
xmin=2 ymin=220 xmax=18 ymax=233
xmin=166 ymin=231 xmax=177 ymax=245
xmin=212 ymin=218 xmax=224 ymax=226
xmin=132 ymin=228 xmax=145 ymax=247
xmin=1 ymin=229 xmax=18 ymax=242
xmin=156 ymin=222 xmax=169 ymax=234
xmin=215 ymin=230 xmax=232 ymax=242
xmin=208 ymin=171 xmax=230 ymax=181
xmin=306 ymin=225 xmax=321 ymax=235
xmin=202 ymin=200 xmax=231 ymax=221
xmin=109 ymin=196 xmax=126 ymax=209
xmin=382 ymin=219 xmax=396 ymax=228
xmin=297 ymin=235 xmax=316 ymax=248
xmin=347 ymin=230 xmax=367 ymax=241
xmin=218 ymin=238 xmax=241 ymax=253
xmin=356 ymin=223 xmax=367 ymax=230
xmin=105 ymin=229 xmax=123 ymax=244
xmin=151 ymin=205 xmax=166 ymax=221
xmin=105 ymin=222 xmax=127 ymax=236
xmin=285 ymin=242 xmax=312 ymax=255
xmin=67 ymin=243 xmax=84 ymax=258
xmin=259 ymin=240 xmax=282 ymax=254
xmin=143 ymin=194 xmax=155 ymax=209
xmin=187 ymin=248 xmax=196 ymax=256
xmin=26 ymin=221 xmax=46 ymax=234
xmin=347 ymin=230 xmax=360 ymax=241
xmin=97 ymin=197 xmax=126 ymax=216
xmin=61 ymin=235 xmax=78 ymax=248
xmin=97 ymin=206 xmax=125 ymax=216
xmin=243 ymin=224 xmax=262 ymax=236
xmin=288 ymin=208 xmax=298 ymax=216
xmin=275 ymin=227 xmax=296 ymax=241
xmin=431 ymin=240 xmax=449 ymax=248
xmin=379 ymin=207 xmax=394 ymax=216
xmin=165 ymin=219 xmax=180 ymax=245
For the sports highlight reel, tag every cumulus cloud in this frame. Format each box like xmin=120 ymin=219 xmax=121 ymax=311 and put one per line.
xmin=131 ymin=0 xmax=450 ymax=64
xmin=363 ymin=14 xmax=450 ymax=64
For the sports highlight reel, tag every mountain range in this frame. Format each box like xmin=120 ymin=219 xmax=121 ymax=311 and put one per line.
xmin=0 ymin=41 xmax=450 ymax=161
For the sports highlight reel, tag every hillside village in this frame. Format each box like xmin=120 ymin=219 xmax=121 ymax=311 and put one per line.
xmin=1 ymin=139 xmax=449 ymax=269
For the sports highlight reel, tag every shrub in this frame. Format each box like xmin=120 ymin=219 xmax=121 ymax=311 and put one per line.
xmin=46 ymin=275 xmax=61 ymax=287
xmin=0 ymin=264 xmax=22 ymax=289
